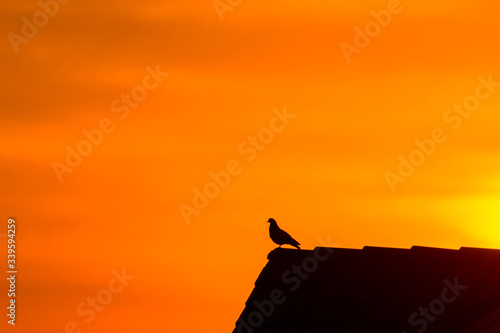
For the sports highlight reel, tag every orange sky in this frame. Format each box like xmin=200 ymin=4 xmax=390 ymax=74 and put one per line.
xmin=2 ymin=0 xmax=500 ymax=332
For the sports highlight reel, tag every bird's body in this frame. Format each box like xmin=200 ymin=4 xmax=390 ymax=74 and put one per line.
xmin=267 ymin=218 xmax=301 ymax=249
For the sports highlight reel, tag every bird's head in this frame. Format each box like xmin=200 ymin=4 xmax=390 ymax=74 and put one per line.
xmin=267 ymin=218 xmax=276 ymax=224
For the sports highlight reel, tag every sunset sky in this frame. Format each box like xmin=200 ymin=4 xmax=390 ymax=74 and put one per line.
xmin=2 ymin=0 xmax=500 ymax=332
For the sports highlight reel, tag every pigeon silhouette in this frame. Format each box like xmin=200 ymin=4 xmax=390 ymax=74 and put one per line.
xmin=267 ymin=218 xmax=301 ymax=249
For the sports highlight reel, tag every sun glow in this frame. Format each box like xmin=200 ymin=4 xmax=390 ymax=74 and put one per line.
xmin=438 ymin=194 xmax=500 ymax=248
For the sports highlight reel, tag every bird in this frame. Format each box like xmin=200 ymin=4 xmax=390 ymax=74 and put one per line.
xmin=267 ymin=218 xmax=301 ymax=249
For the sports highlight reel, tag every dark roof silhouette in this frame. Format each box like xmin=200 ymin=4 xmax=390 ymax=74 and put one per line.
xmin=232 ymin=246 xmax=500 ymax=333
xmin=268 ymin=218 xmax=300 ymax=250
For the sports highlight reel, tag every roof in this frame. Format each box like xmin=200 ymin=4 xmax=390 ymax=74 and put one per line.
xmin=232 ymin=246 xmax=500 ymax=333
